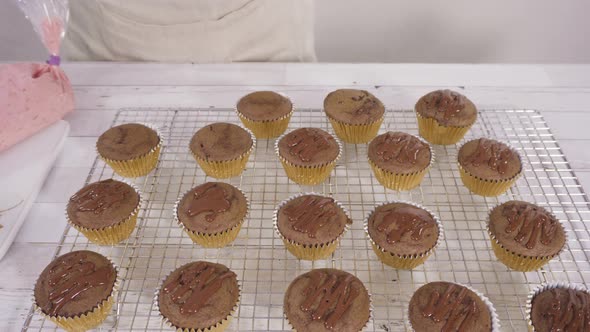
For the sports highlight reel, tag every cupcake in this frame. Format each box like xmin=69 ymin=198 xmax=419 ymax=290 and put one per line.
xmin=284 ymin=268 xmax=371 ymax=332
xmin=488 ymin=201 xmax=566 ymax=271
xmin=236 ymin=91 xmax=293 ymax=139
xmin=67 ymin=179 xmax=141 ymax=245
xmin=458 ymin=138 xmax=522 ymax=196
xmin=156 ymin=261 xmax=240 ymax=332
xmin=175 ymin=182 xmax=248 ymax=248
xmin=324 ymin=89 xmax=384 ymax=144
xmin=415 ymin=89 xmax=477 ymax=145
xmin=366 ymin=201 xmax=441 ymax=269
xmin=34 ymin=250 xmax=119 ymax=331
xmin=97 ymin=123 xmax=162 ymax=177
xmin=526 ymin=282 xmax=590 ymax=331
xmin=368 ymin=131 xmax=433 ymax=191
xmin=276 ymin=127 xmax=341 ymax=185
xmin=409 ymin=281 xmax=500 ymax=332
xmin=274 ymin=193 xmax=352 ymax=260
xmin=189 ymin=123 xmax=255 ymax=179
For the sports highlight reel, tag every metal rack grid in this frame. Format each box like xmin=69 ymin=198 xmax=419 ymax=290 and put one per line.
xmin=22 ymin=108 xmax=590 ymax=331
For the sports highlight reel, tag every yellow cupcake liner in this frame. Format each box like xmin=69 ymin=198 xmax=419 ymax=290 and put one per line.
xmin=326 ymin=114 xmax=384 ymax=144
xmin=235 ymin=94 xmax=294 ymax=139
xmin=98 ymin=123 xmax=163 ymax=178
xmin=525 ymin=282 xmax=588 ymax=332
xmin=191 ymin=127 xmax=256 ymax=179
xmin=365 ymin=201 xmax=443 ymax=270
xmin=415 ymin=111 xmax=474 ymax=145
xmin=274 ymin=193 xmax=351 ymax=261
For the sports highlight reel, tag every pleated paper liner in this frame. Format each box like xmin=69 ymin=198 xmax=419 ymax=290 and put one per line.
xmin=98 ymin=123 xmax=163 ymax=178
xmin=273 ymin=193 xmax=351 ymax=260
xmin=407 ymin=281 xmax=501 ymax=332
xmin=365 ymin=201 xmax=443 ymax=270
xmin=174 ymin=185 xmax=248 ymax=248
xmin=191 ymin=126 xmax=256 ymax=179
xmin=415 ymin=111 xmax=475 ymax=145
xmin=326 ymin=114 xmax=384 ymax=144
xmin=235 ymin=93 xmax=294 ymax=139
xmin=525 ymin=282 xmax=589 ymax=332
xmin=274 ymin=132 xmax=342 ymax=185
xmin=154 ymin=264 xmax=240 ymax=332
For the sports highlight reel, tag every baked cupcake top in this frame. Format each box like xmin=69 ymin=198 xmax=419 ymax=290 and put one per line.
xmin=284 ymin=268 xmax=371 ymax=332
xmin=237 ymin=91 xmax=292 ymax=121
xmin=368 ymin=132 xmax=431 ymax=174
xmin=276 ymin=194 xmax=351 ymax=246
xmin=278 ymin=128 xmax=340 ymax=167
xmin=324 ymin=89 xmax=385 ymax=125
xmin=97 ymin=123 xmax=160 ymax=161
xmin=158 ymin=261 xmax=239 ymax=330
xmin=34 ymin=250 xmax=117 ymax=318
xmin=409 ymin=282 xmax=492 ymax=332
xmin=367 ymin=202 xmax=438 ymax=256
xmin=458 ymin=138 xmax=521 ymax=181
xmin=67 ymin=179 xmax=140 ymax=230
xmin=530 ymin=287 xmax=590 ymax=332
xmin=190 ymin=123 xmax=253 ymax=162
xmin=489 ymin=201 xmax=565 ymax=257
xmin=415 ymin=89 xmax=477 ymax=127
xmin=176 ymin=182 xmax=247 ymax=234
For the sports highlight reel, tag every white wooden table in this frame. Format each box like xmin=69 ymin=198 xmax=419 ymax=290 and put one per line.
xmin=2 ymin=63 xmax=590 ymax=331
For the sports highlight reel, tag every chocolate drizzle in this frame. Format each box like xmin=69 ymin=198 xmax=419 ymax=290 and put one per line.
xmin=70 ymin=179 xmax=129 ymax=214
xmin=544 ymin=288 xmax=590 ymax=331
xmin=427 ymin=90 xmax=466 ymax=120
xmin=163 ymin=262 xmax=234 ymax=315
xmin=350 ymin=91 xmax=379 ymax=115
xmin=465 ymin=138 xmax=514 ymax=174
xmin=422 ymin=284 xmax=479 ymax=332
xmin=375 ymin=132 xmax=427 ymax=164
xmin=376 ymin=205 xmax=435 ymax=244
xmin=283 ymin=196 xmax=337 ymax=238
xmin=502 ymin=203 xmax=558 ymax=249
xmin=186 ymin=183 xmax=231 ymax=222
xmin=285 ymin=128 xmax=332 ymax=162
xmin=300 ymin=271 xmax=360 ymax=330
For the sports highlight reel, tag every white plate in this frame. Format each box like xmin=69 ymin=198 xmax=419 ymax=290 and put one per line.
xmin=0 ymin=121 xmax=69 ymax=260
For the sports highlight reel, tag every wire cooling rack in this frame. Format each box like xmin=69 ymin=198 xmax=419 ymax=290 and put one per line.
xmin=22 ymin=108 xmax=590 ymax=331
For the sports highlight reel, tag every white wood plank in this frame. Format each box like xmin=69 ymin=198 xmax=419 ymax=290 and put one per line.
xmin=36 ymin=167 xmax=90 ymax=203
xmin=14 ymin=203 xmax=68 ymax=243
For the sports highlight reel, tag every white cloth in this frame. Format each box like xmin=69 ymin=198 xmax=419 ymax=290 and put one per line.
xmin=62 ymin=0 xmax=316 ymax=62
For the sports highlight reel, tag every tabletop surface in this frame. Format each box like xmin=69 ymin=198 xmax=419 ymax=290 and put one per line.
xmin=2 ymin=62 xmax=590 ymax=331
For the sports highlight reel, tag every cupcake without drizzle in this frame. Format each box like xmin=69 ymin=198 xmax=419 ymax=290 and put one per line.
xmin=236 ymin=91 xmax=293 ymax=139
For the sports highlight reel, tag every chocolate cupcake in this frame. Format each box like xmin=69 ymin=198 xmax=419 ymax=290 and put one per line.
xmin=324 ymin=89 xmax=385 ymax=144
xmin=175 ymin=182 xmax=248 ymax=248
xmin=526 ymin=282 xmax=590 ymax=332
xmin=365 ymin=201 xmax=442 ymax=269
xmin=488 ymin=201 xmax=566 ymax=271
xmin=409 ymin=281 xmax=499 ymax=332
xmin=34 ymin=250 xmax=119 ymax=331
xmin=236 ymin=91 xmax=293 ymax=139
xmin=156 ymin=261 xmax=240 ymax=332
xmin=276 ymin=127 xmax=341 ymax=185
xmin=284 ymin=268 xmax=371 ymax=332
xmin=189 ymin=122 xmax=255 ymax=179
xmin=368 ymin=132 xmax=433 ymax=191
xmin=97 ymin=123 xmax=162 ymax=177
xmin=274 ymin=193 xmax=352 ymax=260
xmin=415 ymin=89 xmax=477 ymax=145
xmin=458 ymin=138 xmax=522 ymax=196
xmin=67 ymin=179 xmax=141 ymax=245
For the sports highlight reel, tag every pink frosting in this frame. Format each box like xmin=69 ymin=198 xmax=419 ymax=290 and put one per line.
xmin=0 ymin=63 xmax=74 ymax=152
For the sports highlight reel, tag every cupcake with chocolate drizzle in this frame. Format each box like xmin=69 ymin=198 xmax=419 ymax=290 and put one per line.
xmin=415 ymin=89 xmax=477 ymax=145
xmin=458 ymin=138 xmax=522 ymax=196
xmin=276 ymin=127 xmax=341 ymax=185
xmin=274 ymin=193 xmax=352 ymax=260
xmin=175 ymin=182 xmax=248 ymax=248
xmin=366 ymin=201 xmax=442 ymax=269
xmin=526 ymin=282 xmax=590 ymax=332
xmin=488 ymin=201 xmax=565 ymax=271
xmin=67 ymin=179 xmax=141 ymax=245
xmin=284 ymin=268 xmax=371 ymax=332
xmin=33 ymin=250 xmax=119 ymax=331
xmin=156 ymin=261 xmax=240 ymax=332
xmin=368 ymin=131 xmax=433 ymax=191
